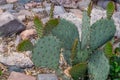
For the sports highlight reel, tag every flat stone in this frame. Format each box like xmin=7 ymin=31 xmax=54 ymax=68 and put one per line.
xmin=77 ymin=0 xmax=90 ymax=10
xmin=6 ymin=0 xmax=18 ymax=3
xmin=20 ymin=29 xmax=36 ymax=40
xmin=0 ymin=0 xmax=7 ymax=5
xmin=37 ymin=74 xmax=58 ymax=80
xmin=45 ymin=6 xmax=66 ymax=15
xmin=0 ymin=52 xmax=33 ymax=68
xmin=8 ymin=71 xmax=36 ymax=80
xmin=69 ymin=9 xmax=82 ymax=19
xmin=0 ymin=4 xmax=13 ymax=11
xmin=18 ymin=0 xmax=31 ymax=4
xmin=8 ymin=65 xmax=24 ymax=72
xmin=0 ymin=12 xmax=25 ymax=37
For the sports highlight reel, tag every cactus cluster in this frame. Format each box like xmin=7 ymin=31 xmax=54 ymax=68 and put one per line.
xmin=31 ymin=1 xmax=116 ymax=80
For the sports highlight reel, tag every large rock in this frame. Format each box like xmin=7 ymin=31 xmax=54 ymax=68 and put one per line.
xmin=0 ymin=51 xmax=33 ymax=68
xmin=46 ymin=6 xmax=66 ymax=15
xmin=37 ymin=74 xmax=58 ymax=80
xmin=0 ymin=0 xmax=7 ymax=5
xmin=0 ymin=12 xmax=25 ymax=37
xmin=8 ymin=71 xmax=36 ymax=80
xmin=0 ymin=4 xmax=13 ymax=11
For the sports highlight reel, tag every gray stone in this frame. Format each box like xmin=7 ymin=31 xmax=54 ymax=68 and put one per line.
xmin=0 ymin=4 xmax=13 ymax=11
xmin=77 ymin=0 xmax=90 ymax=10
xmin=37 ymin=74 xmax=58 ymax=80
xmin=45 ymin=6 xmax=66 ymax=15
xmin=0 ymin=52 xmax=33 ymax=68
xmin=97 ymin=0 xmax=110 ymax=9
xmin=32 ymin=8 xmax=44 ymax=13
xmin=0 ymin=0 xmax=7 ymax=5
xmin=8 ymin=65 xmax=24 ymax=72
xmin=0 ymin=12 xmax=25 ymax=37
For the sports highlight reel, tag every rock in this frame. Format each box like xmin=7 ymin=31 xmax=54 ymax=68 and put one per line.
xmin=50 ymin=0 xmax=78 ymax=8
xmin=0 ymin=12 xmax=26 ymax=37
xmin=0 ymin=43 xmax=8 ymax=53
xmin=6 ymin=0 xmax=18 ymax=3
xmin=18 ymin=0 xmax=31 ymax=4
xmin=46 ymin=6 xmax=66 ymax=15
xmin=15 ymin=35 xmax=22 ymax=47
xmin=8 ymin=65 xmax=24 ymax=72
xmin=17 ymin=14 xmax=26 ymax=21
xmin=0 ymin=8 xmax=4 ymax=14
xmin=69 ymin=9 xmax=82 ymax=19
xmin=37 ymin=74 xmax=58 ymax=80
xmin=117 ymin=3 xmax=120 ymax=12
xmin=0 ymin=52 xmax=33 ymax=68
xmin=97 ymin=0 xmax=110 ymax=9
xmin=8 ymin=71 xmax=36 ymax=80
xmin=14 ymin=10 xmax=32 ymax=18
xmin=32 ymin=8 xmax=44 ymax=13
xmin=20 ymin=29 xmax=36 ymax=40
xmin=0 ymin=0 xmax=7 ymax=5
xmin=77 ymin=0 xmax=90 ymax=10
xmin=0 ymin=4 xmax=13 ymax=11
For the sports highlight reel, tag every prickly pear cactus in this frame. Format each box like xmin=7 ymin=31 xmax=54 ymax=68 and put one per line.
xmin=32 ymin=35 xmax=62 ymax=69
xmin=88 ymin=50 xmax=110 ymax=80
xmin=52 ymin=19 xmax=79 ymax=50
xmin=69 ymin=62 xmax=87 ymax=80
xmin=17 ymin=40 xmax=34 ymax=52
xmin=81 ymin=11 xmax=90 ymax=50
xmin=89 ymin=19 xmax=116 ymax=50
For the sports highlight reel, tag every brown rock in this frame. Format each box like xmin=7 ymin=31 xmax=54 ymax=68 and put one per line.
xmin=6 ymin=0 xmax=18 ymax=3
xmin=69 ymin=9 xmax=82 ymax=19
xmin=8 ymin=71 xmax=36 ymax=80
xmin=20 ymin=29 xmax=37 ymax=40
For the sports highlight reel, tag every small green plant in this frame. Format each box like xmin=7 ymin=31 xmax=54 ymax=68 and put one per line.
xmin=109 ymin=56 xmax=120 ymax=79
xmin=0 ymin=70 xmax=2 ymax=76
xmin=104 ymin=40 xmax=120 ymax=79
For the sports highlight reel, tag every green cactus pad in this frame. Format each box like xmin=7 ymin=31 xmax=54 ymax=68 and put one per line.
xmin=107 ymin=1 xmax=115 ymax=19
xmin=34 ymin=16 xmax=43 ymax=38
xmin=32 ymin=35 xmax=62 ymax=69
xmin=52 ymin=19 xmax=79 ymax=50
xmin=81 ymin=11 xmax=90 ymax=50
xmin=44 ymin=18 xmax=59 ymax=35
xmin=62 ymin=50 xmax=71 ymax=65
xmin=17 ymin=40 xmax=34 ymax=52
xmin=104 ymin=41 xmax=114 ymax=58
xmin=88 ymin=50 xmax=110 ymax=80
xmin=72 ymin=50 xmax=90 ymax=65
xmin=69 ymin=62 xmax=87 ymax=80
xmin=89 ymin=19 xmax=116 ymax=50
